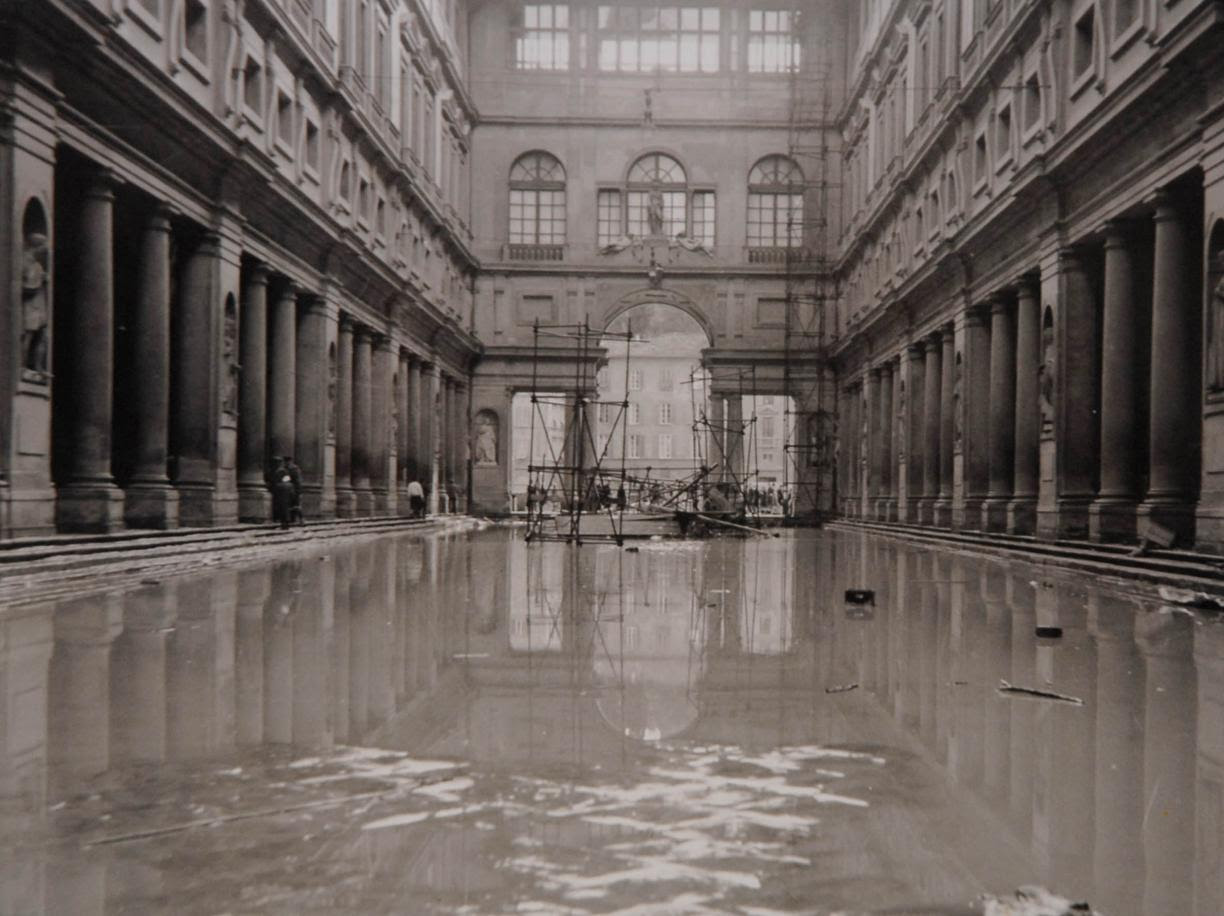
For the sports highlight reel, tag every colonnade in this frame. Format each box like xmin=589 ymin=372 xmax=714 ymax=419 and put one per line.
xmin=840 ymin=185 xmax=1203 ymax=543
xmin=44 ymin=161 xmax=472 ymax=533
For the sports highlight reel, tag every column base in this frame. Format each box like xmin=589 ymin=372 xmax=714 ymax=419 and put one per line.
xmin=1041 ymin=496 xmax=1093 ymax=540
xmin=239 ymin=484 xmax=271 ymax=522
xmin=299 ymin=485 xmax=326 ymax=520
xmin=1006 ymin=497 xmax=1037 ymax=535
xmin=335 ymin=486 xmax=356 ymax=518
xmin=900 ymin=497 xmax=921 ymax=523
xmin=2 ymin=486 xmax=57 ymax=538
xmin=918 ymin=498 xmax=938 ymax=525
xmin=982 ymin=496 xmax=1012 ymax=533
xmin=56 ymin=482 xmax=126 ymax=533
xmin=354 ymin=487 xmax=375 ymax=516
xmin=954 ymin=498 xmax=985 ymax=531
xmin=397 ymin=488 xmax=411 ymax=516
xmin=178 ymin=484 xmax=237 ymax=527
xmin=123 ymin=482 xmax=181 ymax=530
xmin=372 ymin=487 xmax=392 ymax=515
xmin=1088 ymin=497 xmax=1139 ymax=542
xmin=933 ymin=498 xmax=953 ymax=528
xmin=1137 ymin=498 xmax=1196 ymax=549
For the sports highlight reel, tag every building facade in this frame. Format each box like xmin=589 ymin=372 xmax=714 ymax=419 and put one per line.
xmin=832 ymin=0 xmax=1224 ymax=549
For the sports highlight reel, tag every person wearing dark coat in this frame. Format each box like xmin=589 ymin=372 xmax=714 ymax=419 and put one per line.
xmin=269 ymin=457 xmax=295 ymax=529
xmin=284 ymin=456 xmax=304 ymax=524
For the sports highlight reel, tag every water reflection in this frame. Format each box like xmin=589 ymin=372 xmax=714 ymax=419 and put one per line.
xmin=0 ymin=527 xmax=1222 ymax=912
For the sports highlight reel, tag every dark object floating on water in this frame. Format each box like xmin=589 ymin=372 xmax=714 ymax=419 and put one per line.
xmin=1035 ymin=626 xmax=1063 ymax=638
xmin=844 ymin=589 xmax=874 ymax=605
xmin=625 ymin=546 xmax=640 ymax=553
xmin=997 ymin=680 xmax=1084 ymax=706
xmin=825 ymin=683 xmax=859 ymax=694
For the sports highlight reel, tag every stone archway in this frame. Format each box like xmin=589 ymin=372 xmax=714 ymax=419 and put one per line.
xmin=599 ymin=287 xmax=716 ymax=348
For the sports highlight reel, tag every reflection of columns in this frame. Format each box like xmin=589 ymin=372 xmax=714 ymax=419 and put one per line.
xmin=981 ymin=567 xmax=1011 ymax=802
xmin=1009 ymin=281 xmax=1040 ymax=534
xmin=57 ymin=170 xmax=125 ymax=532
xmin=1091 ymin=225 xmax=1142 ymax=541
xmin=1193 ymin=625 xmax=1224 ymax=915
xmin=1140 ymin=191 xmax=1199 ymax=542
xmin=49 ymin=598 xmax=123 ymax=787
xmin=879 ymin=362 xmax=894 ymax=519
xmin=292 ymin=558 xmax=332 ymax=744
xmin=921 ymin=334 xmax=942 ymax=524
xmin=1089 ymin=596 xmax=1145 ymax=916
xmin=235 ymin=568 xmax=268 ymax=746
xmin=1053 ymin=246 xmax=1100 ymax=538
xmin=984 ymin=298 xmax=1016 ymax=531
xmin=238 ymin=264 xmax=271 ymax=520
xmin=268 ymin=283 xmax=298 ymax=461
xmin=295 ymin=298 xmax=331 ymax=517
xmin=371 ymin=336 xmax=392 ymax=514
xmin=351 ymin=328 xmax=373 ymax=515
xmin=427 ymin=363 xmax=442 ymax=515
xmin=397 ymin=351 xmax=411 ymax=507
xmin=864 ymin=369 xmax=880 ymax=517
xmin=334 ymin=318 xmax=355 ymax=517
xmin=262 ymin=565 xmax=294 ymax=743
xmin=126 ymin=204 xmax=180 ymax=529
xmin=905 ymin=344 xmax=924 ymax=521
xmin=110 ymin=587 xmax=176 ymax=764
xmin=1136 ymin=613 xmax=1197 ymax=916
xmin=332 ymin=553 xmax=352 ymax=743
xmin=1006 ymin=574 xmax=1036 ymax=840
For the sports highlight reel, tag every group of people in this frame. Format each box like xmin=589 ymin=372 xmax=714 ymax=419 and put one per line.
xmin=746 ymin=485 xmax=791 ymax=515
xmin=266 ymin=457 xmax=428 ymax=528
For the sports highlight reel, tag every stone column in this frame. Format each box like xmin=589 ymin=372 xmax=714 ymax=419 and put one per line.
xmin=1009 ymin=280 xmax=1040 ymax=534
xmin=889 ymin=358 xmax=902 ymax=520
xmin=726 ymin=394 xmax=745 ymax=485
xmin=237 ymin=264 xmax=270 ymax=521
xmin=110 ymin=586 xmax=176 ymax=763
xmin=921 ymin=334 xmax=942 ymax=524
xmin=708 ymin=395 xmax=726 ymax=480
xmin=905 ymin=343 xmax=925 ymax=522
xmin=351 ymin=327 xmax=373 ymax=515
xmin=439 ymin=376 xmax=452 ymax=511
xmin=427 ymin=363 xmax=442 ymax=515
xmin=406 ymin=355 xmax=423 ymax=487
xmin=453 ymin=382 xmax=469 ymax=513
xmin=268 ymin=283 xmax=297 ymax=462
xmin=295 ymin=297 xmax=331 ymax=517
xmin=1091 ymin=224 xmax=1142 ymax=541
xmin=125 ymin=203 xmax=179 ymax=529
xmin=879 ymin=362 xmax=894 ymax=520
xmin=864 ymin=368 xmax=881 ymax=517
xmin=371 ymin=336 xmax=392 ymax=514
xmin=57 ymin=170 xmax=125 ymax=532
xmin=935 ymin=325 xmax=954 ymax=526
xmin=397 ymin=350 xmax=410 ymax=509
xmin=1140 ymin=191 xmax=1199 ymax=543
xmin=334 ymin=318 xmax=355 ymax=517
xmin=984 ymin=297 xmax=1016 ymax=531
xmin=1053 ymin=246 xmax=1101 ymax=539
xmin=845 ymin=385 xmax=861 ymax=515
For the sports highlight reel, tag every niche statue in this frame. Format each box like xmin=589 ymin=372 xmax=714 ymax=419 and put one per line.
xmin=21 ymin=232 xmax=49 ymax=376
xmin=473 ymin=410 xmax=498 ymax=467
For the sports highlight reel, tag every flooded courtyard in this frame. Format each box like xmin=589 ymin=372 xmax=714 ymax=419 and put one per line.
xmin=1 ymin=525 xmax=1220 ymax=914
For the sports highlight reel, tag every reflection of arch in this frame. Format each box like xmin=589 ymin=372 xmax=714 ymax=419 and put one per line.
xmin=1207 ymin=219 xmax=1224 ymax=392
xmin=20 ymin=198 xmax=50 ymax=375
xmin=601 ymin=291 xmax=715 ymax=347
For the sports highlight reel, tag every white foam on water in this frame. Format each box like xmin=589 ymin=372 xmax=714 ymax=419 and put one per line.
xmin=361 ymin=811 xmax=431 ymax=831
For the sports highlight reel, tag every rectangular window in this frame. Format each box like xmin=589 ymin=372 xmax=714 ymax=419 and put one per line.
xmin=629 ymin=403 xmax=641 ymax=424
xmin=243 ymin=58 xmax=263 ymax=115
xmin=761 ymin=416 xmax=776 ymax=439
xmin=375 ymin=26 xmax=389 ymax=107
xmin=628 ymin=434 xmax=643 ymax=459
xmin=1023 ymin=73 xmax=1041 ymax=131
xmin=747 ymin=192 xmax=803 ymax=247
xmin=184 ymin=0 xmax=208 ymax=62
xmin=1073 ymin=7 xmax=1095 ymax=79
xmin=748 ymin=9 xmax=801 ymax=74
xmin=598 ymin=403 xmax=612 ymax=423
xmin=691 ymin=191 xmax=715 ymax=247
xmin=514 ymin=4 xmax=571 ymax=70
xmin=276 ymin=92 xmax=294 ymax=148
xmin=995 ymin=105 xmax=1012 ymax=163
xmin=597 ymin=433 xmax=610 ymax=455
xmin=658 ymin=402 xmax=672 ymax=425
xmin=974 ymin=133 xmax=988 ymax=185
xmin=627 ymin=190 xmax=685 ymax=238
xmin=597 ymin=190 xmax=623 ymax=246
xmin=358 ymin=0 xmax=370 ymax=81
xmin=305 ymin=120 xmax=320 ymax=171
xmin=658 ymin=434 xmax=673 ymax=459
xmin=658 ymin=367 xmax=674 ymax=391
xmin=629 ymin=369 xmax=643 ymax=391
xmin=597 ymin=5 xmax=720 ymax=74
xmin=509 ymin=189 xmax=566 ymax=245
xmin=1114 ymin=0 xmax=1138 ymax=37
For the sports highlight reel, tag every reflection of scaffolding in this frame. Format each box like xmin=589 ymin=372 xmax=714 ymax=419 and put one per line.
xmin=525 ymin=319 xmax=635 ymax=545
xmin=782 ymin=17 xmax=837 ymax=521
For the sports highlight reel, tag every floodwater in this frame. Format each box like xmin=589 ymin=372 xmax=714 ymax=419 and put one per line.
xmin=0 ymin=525 xmax=1220 ymax=915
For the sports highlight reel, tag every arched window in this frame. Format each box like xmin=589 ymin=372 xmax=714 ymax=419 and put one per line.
xmin=747 ymin=155 xmax=803 ymax=254
xmin=626 ymin=153 xmax=688 ymax=238
xmin=509 ymin=151 xmax=566 ymax=255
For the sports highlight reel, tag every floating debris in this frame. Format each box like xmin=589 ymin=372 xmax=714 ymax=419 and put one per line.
xmin=844 ymin=589 xmax=874 ymax=604
xmin=1035 ymin=626 xmax=1063 ymax=638
xmin=977 ymin=884 xmax=1098 ymax=915
xmin=824 ymin=683 xmax=860 ymax=695
xmin=1157 ymin=584 xmax=1224 ymax=610
xmin=997 ymin=680 xmax=1084 ymax=706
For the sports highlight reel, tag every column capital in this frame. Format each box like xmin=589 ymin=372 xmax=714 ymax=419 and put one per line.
xmin=1057 ymin=244 xmax=1090 ymax=269
xmin=373 ymin=334 xmax=394 ymax=353
xmin=1014 ymin=276 xmax=1039 ymax=302
xmin=1150 ymin=187 xmax=1181 ymax=221
xmin=939 ymin=324 xmax=955 ymax=342
xmin=85 ymin=167 xmax=120 ymax=199
xmin=247 ymin=261 xmax=271 ymax=286
xmin=1102 ymin=219 xmax=1136 ymax=245
xmin=988 ymin=296 xmax=1012 ymax=317
xmin=352 ymin=323 xmax=373 ymax=342
xmin=907 ymin=341 xmax=925 ymax=358
xmin=339 ymin=314 xmax=355 ymax=333
xmin=878 ymin=360 xmax=894 ymax=378
xmin=147 ymin=201 xmax=175 ymax=229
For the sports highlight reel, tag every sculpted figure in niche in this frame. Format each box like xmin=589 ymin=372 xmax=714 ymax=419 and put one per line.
xmin=953 ymin=354 xmax=963 ymax=450
xmin=222 ymin=298 xmax=239 ymax=416
xmin=1039 ymin=310 xmax=1056 ymax=433
xmin=21 ymin=230 xmax=50 ymax=376
xmin=646 ymin=188 xmax=666 ymax=237
xmin=1209 ymin=249 xmax=1224 ymax=392
xmin=473 ymin=410 xmax=498 ymax=467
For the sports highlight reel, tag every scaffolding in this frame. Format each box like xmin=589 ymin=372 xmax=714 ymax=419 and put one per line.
xmin=781 ymin=12 xmax=838 ymax=521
